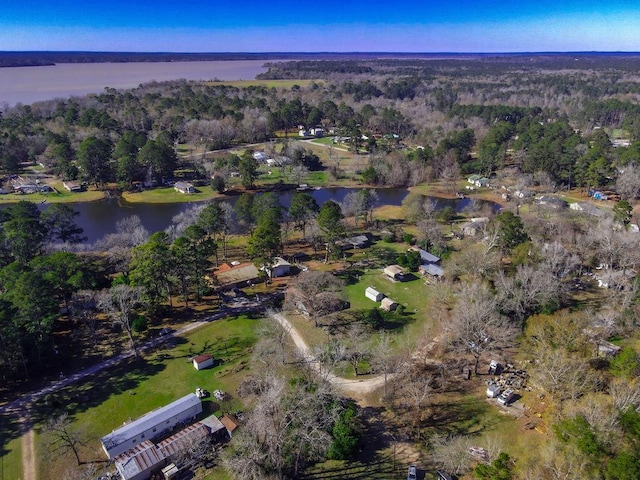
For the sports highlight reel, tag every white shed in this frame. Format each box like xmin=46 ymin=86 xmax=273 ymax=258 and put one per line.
xmin=365 ymin=287 xmax=384 ymax=302
xmin=265 ymin=257 xmax=291 ymax=278
xmin=193 ymin=354 xmax=214 ymax=370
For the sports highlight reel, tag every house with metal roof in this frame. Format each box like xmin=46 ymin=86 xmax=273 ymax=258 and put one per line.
xmin=157 ymin=422 xmax=210 ymax=461
xmin=101 ymin=393 xmax=202 ymax=459
xmin=420 ymin=263 xmax=445 ymax=278
xmin=409 ymin=246 xmax=440 ymax=264
xmin=113 ymin=440 xmax=167 ymax=480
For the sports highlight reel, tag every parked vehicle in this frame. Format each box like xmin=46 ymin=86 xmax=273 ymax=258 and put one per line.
xmin=488 ymin=360 xmax=501 ymax=375
xmin=407 ymin=465 xmax=417 ymax=480
xmin=497 ymin=388 xmax=515 ymax=406
xmin=486 ymin=384 xmax=502 ymax=398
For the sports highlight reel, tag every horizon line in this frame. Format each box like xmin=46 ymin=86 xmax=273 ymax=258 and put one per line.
xmin=3 ymin=50 xmax=640 ymax=55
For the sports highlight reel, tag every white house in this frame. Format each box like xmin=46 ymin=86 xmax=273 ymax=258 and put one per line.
xmin=365 ymin=287 xmax=384 ymax=302
xmin=174 ymin=182 xmax=195 ymax=194
xmin=193 ymin=354 xmax=214 ymax=370
xmin=252 ymin=151 xmax=268 ymax=162
xmin=101 ymin=394 xmax=203 ymax=459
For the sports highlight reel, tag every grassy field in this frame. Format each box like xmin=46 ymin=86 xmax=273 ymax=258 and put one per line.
xmin=0 ymin=436 xmax=22 ymax=480
xmin=122 ymin=186 xmax=222 ymax=204
xmin=0 ymin=315 xmax=262 ymax=479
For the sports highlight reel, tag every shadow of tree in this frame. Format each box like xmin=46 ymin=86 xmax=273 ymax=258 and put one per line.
xmin=29 ymin=356 xmax=166 ymax=431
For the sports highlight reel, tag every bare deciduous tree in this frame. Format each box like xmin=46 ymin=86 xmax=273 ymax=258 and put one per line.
xmin=447 ymin=282 xmax=516 ymax=375
xmin=616 ymin=163 xmax=640 ymax=201
xmin=71 ymin=290 xmax=100 ymax=346
xmin=97 ymin=285 xmax=143 ymax=356
xmin=45 ymin=413 xmax=86 ymax=466
xmin=495 ymin=264 xmax=562 ymax=325
xmin=429 ymin=434 xmax=474 ymax=476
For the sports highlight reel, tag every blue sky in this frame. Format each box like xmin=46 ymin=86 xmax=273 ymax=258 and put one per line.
xmin=0 ymin=0 xmax=639 ymax=52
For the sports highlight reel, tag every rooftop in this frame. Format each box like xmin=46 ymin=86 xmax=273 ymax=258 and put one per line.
xmin=114 ymin=441 xmax=166 ymax=480
xmin=101 ymin=394 xmax=201 ymax=452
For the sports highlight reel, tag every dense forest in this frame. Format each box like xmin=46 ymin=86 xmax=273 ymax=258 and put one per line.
xmin=3 ymin=55 xmax=640 ymax=479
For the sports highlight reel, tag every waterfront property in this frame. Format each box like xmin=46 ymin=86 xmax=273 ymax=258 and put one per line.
xmin=174 ymin=181 xmax=195 ymax=194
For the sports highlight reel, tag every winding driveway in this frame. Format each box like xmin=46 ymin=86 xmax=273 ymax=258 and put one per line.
xmin=272 ymin=312 xmax=388 ymax=395
xmin=4 ymin=307 xmax=386 ymax=480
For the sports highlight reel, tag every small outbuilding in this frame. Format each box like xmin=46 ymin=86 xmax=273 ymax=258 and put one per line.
xmin=220 ymin=414 xmax=241 ymax=438
xmin=380 ymin=297 xmax=399 ymax=312
xmin=365 ymin=286 xmax=384 ymax=302
xmin=161 ymin=464 xmax=179 ymax=480
xmin=383 ymin=265 xmax=405 ymax=281
xmin=193 ymin=354 xmax=214 ymax=370
xmin=263 ymin=257 xmax=291 ymax=278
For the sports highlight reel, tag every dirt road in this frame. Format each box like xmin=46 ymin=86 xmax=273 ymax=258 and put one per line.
xmin=272 ymin=313 xmax=388 ymax=396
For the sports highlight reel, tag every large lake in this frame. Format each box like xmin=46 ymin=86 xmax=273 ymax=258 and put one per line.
xmin=0 ymin=60 xmax=271 ymax=106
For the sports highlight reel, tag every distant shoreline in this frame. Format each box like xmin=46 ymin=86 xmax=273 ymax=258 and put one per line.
xmin=3 ymin=50 xmax=640 ymax=68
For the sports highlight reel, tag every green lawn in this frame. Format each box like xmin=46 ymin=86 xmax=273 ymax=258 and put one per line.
xmin=122 ymin=186 xmax=222 ymax=204
xmin=0 ymin=437 xmax=22 ymax=480
xmin=0 ymin=182 xmax=106 ymax=204
xmin=25 ymin=315 xmax=261 ymax=479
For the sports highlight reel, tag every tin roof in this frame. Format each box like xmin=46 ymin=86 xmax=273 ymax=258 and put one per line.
xmin=101 ymin=394 xmax=201 ymax=453
xmin=114 ymin=441 xmax=166 ymax=480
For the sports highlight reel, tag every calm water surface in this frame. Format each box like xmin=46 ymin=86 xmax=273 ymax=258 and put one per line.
xmin=0 ymin=60 xmax=270 ymax=106
xmin=60 ymin=188 xmax=497 ymax=244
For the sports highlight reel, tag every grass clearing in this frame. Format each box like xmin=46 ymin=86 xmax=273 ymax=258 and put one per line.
xmin=122 ymin=186 xmax=221 ymax=204
xmin=28 ymin=315 xmax=261 ymax=479
xmin=0 ymin=436 xmax=22 ymax=480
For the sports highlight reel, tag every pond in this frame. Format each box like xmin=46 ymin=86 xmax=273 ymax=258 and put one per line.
xmin=3 ymin=187 xmax=499 ymax=244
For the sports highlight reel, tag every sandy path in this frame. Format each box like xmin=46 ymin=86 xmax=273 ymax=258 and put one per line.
xmin=21 ymin=416 xmax=35 ymax=480
xmin=272 ymin=313 xmax=389 ymax=395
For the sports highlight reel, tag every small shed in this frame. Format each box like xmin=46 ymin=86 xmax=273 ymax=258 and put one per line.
xmin=193 ymin=354 xmax=214 ymax=370
xmin=380 ymin=297 xmax=399 ymax=312
xmin=383 ymin=265 xmax=405 ymax=281
xmin=220 ymin=414 xmax=240 ymax=438
xmin=265 ymin=257 xmax=291 ymax=278
xmin=365 ymin=286 xmax=384 ymax=302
